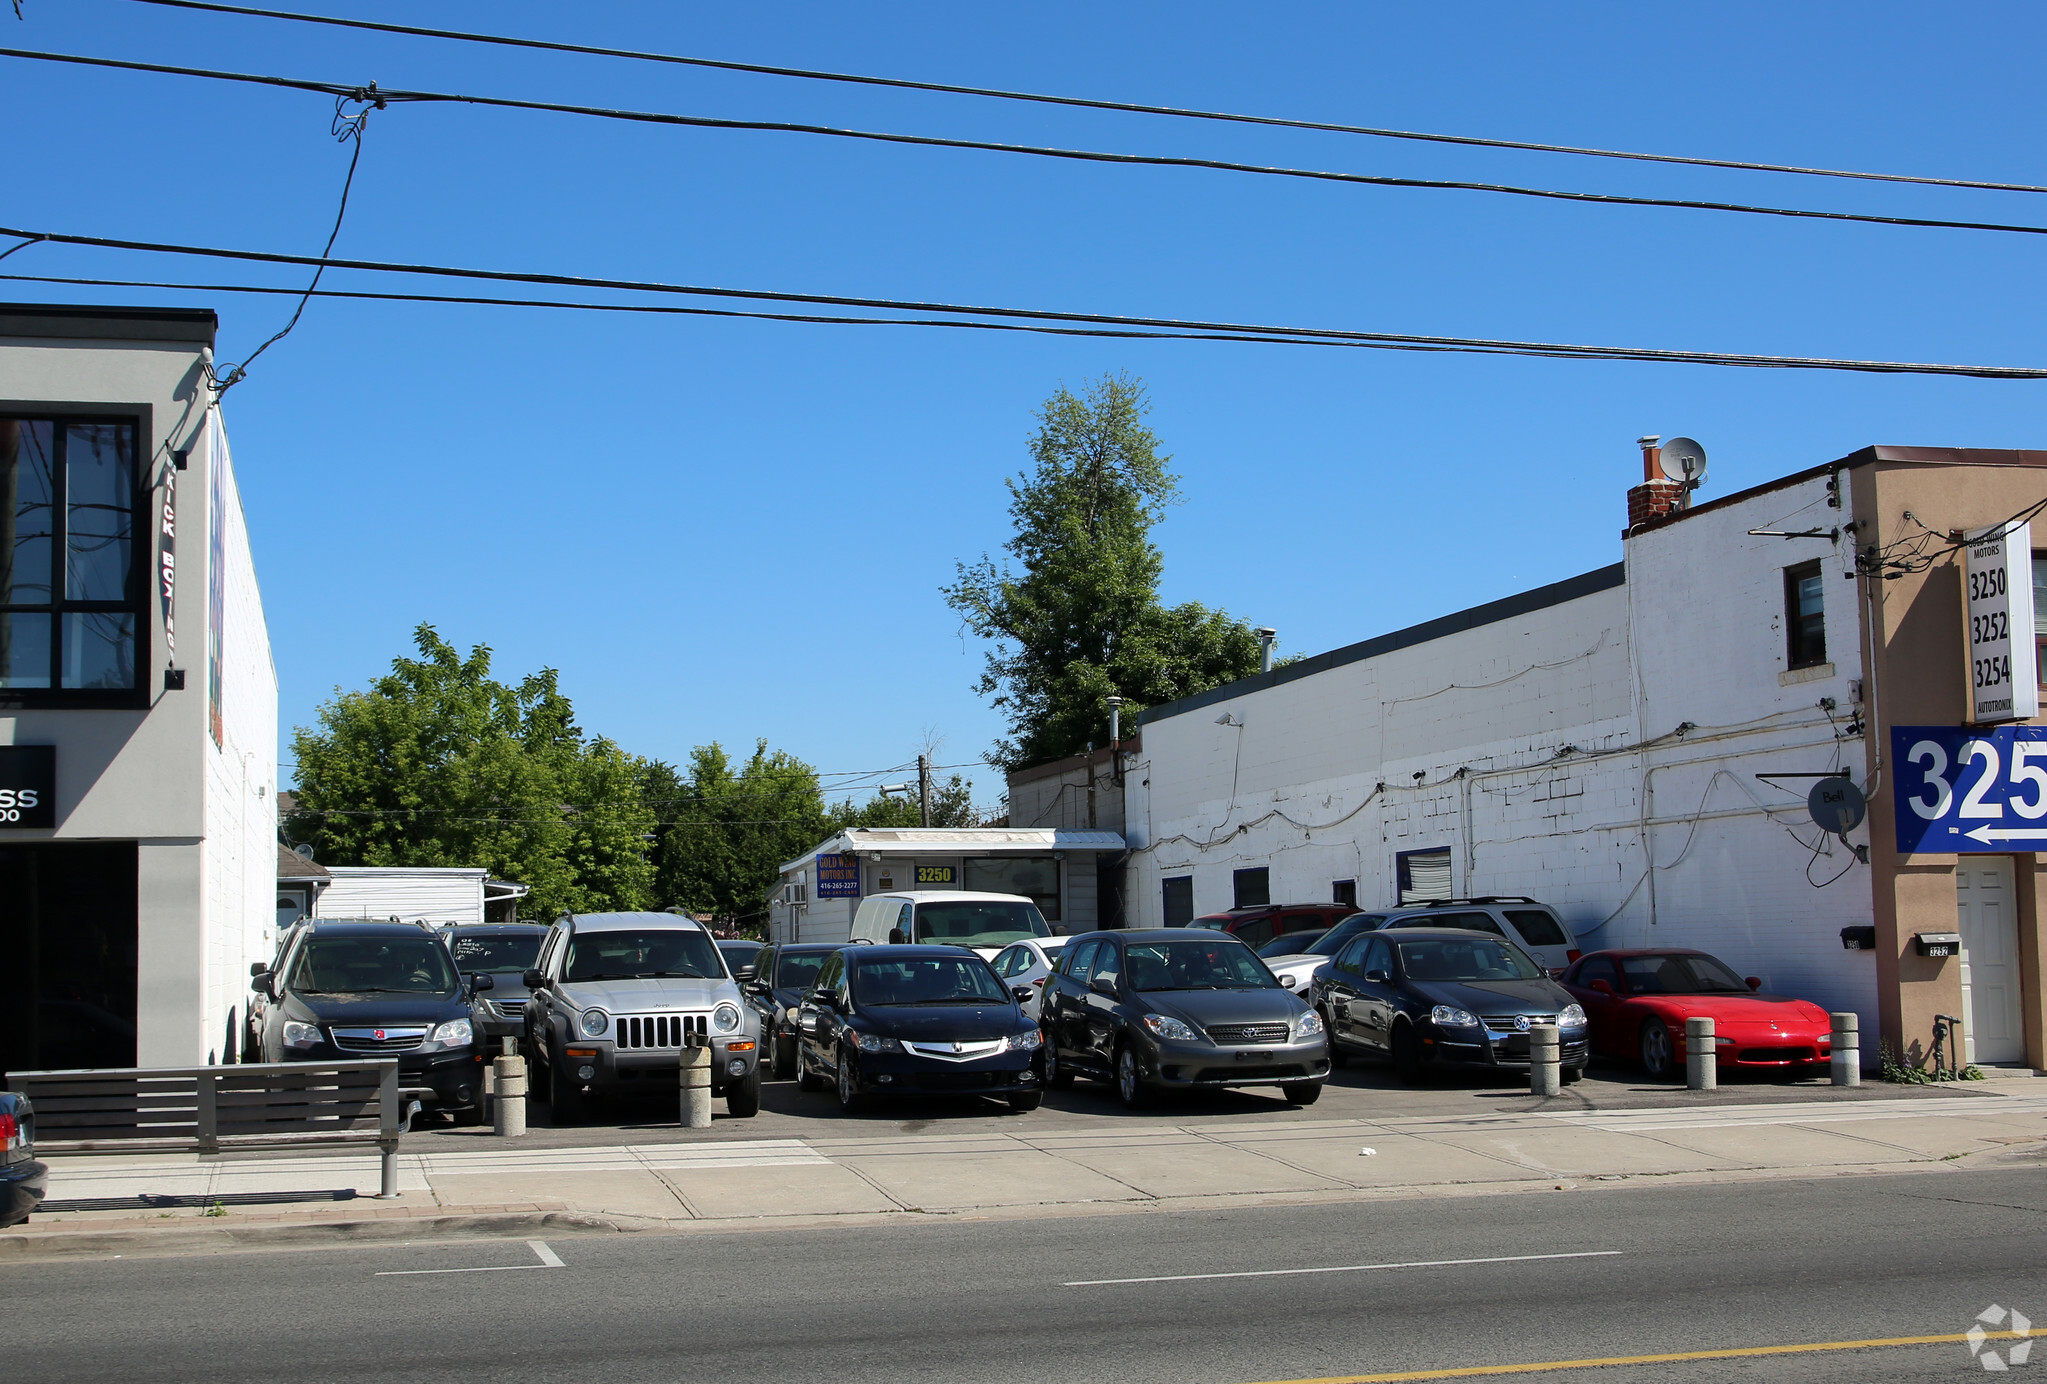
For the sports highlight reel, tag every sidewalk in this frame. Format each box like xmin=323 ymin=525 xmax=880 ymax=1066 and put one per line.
xmin=9 ymin=1079 xmax=2046 ymax=1257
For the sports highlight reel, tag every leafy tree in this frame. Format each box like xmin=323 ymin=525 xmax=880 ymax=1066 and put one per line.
xmin=650 ymin=740 xmax=831 ymax=926
xmin=828 ymin=774 xmax=982 ymax=829
xmin=944 ymin=372 xmax=1266 ymax=769
xmin=287 ymin=625 xmax=654 ymax=918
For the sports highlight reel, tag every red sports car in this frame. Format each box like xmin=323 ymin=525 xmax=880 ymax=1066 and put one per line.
xmin=1559 ymin=949 xmax=1833 ymax=1080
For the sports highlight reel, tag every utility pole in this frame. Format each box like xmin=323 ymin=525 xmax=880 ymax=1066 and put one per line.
xmin=917 ymin=754 xmax=931 ymax=827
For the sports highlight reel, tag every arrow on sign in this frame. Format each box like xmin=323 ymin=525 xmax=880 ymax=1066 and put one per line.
xmin=1963 ymin=824 xmax=2047 ymax=843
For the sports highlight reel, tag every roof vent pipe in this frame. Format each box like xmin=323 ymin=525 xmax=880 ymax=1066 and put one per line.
xmin=1254 ymin=627 xmax=1277 ymax=674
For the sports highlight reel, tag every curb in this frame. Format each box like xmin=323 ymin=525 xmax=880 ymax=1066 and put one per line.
xmin=0 ymin=1209 xmax=632 ymax=1263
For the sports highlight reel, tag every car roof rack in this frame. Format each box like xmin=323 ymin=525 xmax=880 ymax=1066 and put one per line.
xmin=1405 ymin=896 xmax=1540 ymax=908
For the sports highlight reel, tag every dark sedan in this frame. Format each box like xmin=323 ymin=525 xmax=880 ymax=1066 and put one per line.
xmin=1040 ymin=929 xmax=1328 ymax=1109
xmin=1 ymin=1091 xmax=48 ymax=1228
xmin=795 ymin=946 xmax=1044 ymax=1114
xmin=1316 ymin=926 xmax=1588 ymax=1084
xmin=717 ymin=939 xmax=765 ymax=982
xmin=745 ymin=942 xmax=844 ymax=1079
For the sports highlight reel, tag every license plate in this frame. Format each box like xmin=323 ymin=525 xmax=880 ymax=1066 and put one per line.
xmin=1233 ymin=1051 xmax=1271 ymax=1062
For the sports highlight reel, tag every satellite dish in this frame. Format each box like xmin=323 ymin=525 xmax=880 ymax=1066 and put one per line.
xmin=1808 ymin=777 xmax=1866 ymax=835
xmin=1658 ymin=436 xmax=1708 ymax=487
xmin=292 ymin=842 xmax=315 ymax=861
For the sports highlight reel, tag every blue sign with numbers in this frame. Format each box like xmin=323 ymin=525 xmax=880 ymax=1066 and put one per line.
xmin=1892 ymin=725 xmax=2047 ymax=854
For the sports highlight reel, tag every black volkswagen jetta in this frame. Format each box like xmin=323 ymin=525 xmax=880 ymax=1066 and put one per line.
xmin=795 ymin=945 xmax=1044 ymax=1113
xmin=745 ymin=942 xmax=845 ymax=1079
xmin=1316 ymin=926 xmax=1588 ymax=1083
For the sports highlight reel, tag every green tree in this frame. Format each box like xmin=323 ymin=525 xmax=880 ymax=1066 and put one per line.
xmin=651 ymin=740 xmax=831 ymax=927
xmin=944 ymin=372 xmax=1266 ymax=769
xmin=287 ymin=625 xmax=654 ymax=918
xmin=828 ymin=774 xmax=982 ymax=829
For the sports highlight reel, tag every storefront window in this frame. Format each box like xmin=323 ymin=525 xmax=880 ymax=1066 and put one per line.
xmin=964 ymin=856 xmax=1061 ymax=921
xmin=0 ymin=417 xmax=141 ymax=698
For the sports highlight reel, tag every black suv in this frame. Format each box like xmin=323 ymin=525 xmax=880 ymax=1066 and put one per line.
xmin=254 ymin=919 xmax=491 ymax=1124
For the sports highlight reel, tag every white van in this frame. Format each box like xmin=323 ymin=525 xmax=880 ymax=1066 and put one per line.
xmin=849 ymin=890 xmax=1055 ymax=960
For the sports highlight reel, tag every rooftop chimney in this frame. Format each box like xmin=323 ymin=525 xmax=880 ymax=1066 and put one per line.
xmin=1255 ymin=627 xmax=1277 ymax=674
xmin=1626 ymin=434 xmax=1685 ymax=531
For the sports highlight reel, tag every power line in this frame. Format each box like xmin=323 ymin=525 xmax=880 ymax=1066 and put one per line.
xmin=4 ymin=239 xmax=2044 ymax=379
xmin=10 ymin=46 xmax=2047 ymax=241
xmin=120 ymin=0 xmax=2047 ymax=197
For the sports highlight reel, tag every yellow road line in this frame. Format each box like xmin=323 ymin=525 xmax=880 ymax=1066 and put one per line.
xmin=1246 ymin=1330 xmax=2027 ymax=1383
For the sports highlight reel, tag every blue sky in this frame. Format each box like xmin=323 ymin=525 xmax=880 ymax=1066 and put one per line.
xmin=8 ymin=2 xmax=2045 ymax=807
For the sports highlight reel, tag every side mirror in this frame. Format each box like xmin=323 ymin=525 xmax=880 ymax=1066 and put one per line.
xmin=522 ymin=969 xmax=545 ymax=989
xmin=1364 ymin=969 xmax=1391 ymax=984
xmin=810 ymin=989 xmax=838 ymax=1010
xmin=1589 ymin=978 xmax=1614 ymax=997
xmin=250 ymin=962 xmax=270 ymax=979
xmin=470 ymin=973 xmax=495 ymax=993
xmin=1088 ymin=973 xmax=1118 ymax=998
xmin=733 ymin=965 xmax=756 ymax=983
xmin=1745 ymin=976 xmax=1762 ymax=991
xmin=1278 ymin=975 xmax=1298 ymax=989
xmin=1012 ymin=986 xmax=1037 ymax=1004
xmin=254 ymin=973 xmax=276 ymax=1000
xmin=887 ymin=927 xmax=907 ymax=945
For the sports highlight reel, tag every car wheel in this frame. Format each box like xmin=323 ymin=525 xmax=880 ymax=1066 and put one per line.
xmin=1044 ymin=1043 xmax=1076 ymax=1089
xmin=1115 ymin=1043 xmax=1151 ymax=1111
xmin=772 ymin=1034 xmax=797 ymax=1081
xmin=1281 ymin=1081 xmax=1322 ymax=1105
xmin=1639 ymin=1019 xmax=1676 ymax=1081
xmin=1391 ymin=1024 xmax=1426 ymax=1086
xmin=1561 ymin=1064 xmax=1586 ymax=1086
xmin=726 ymin=1068 xmax=761 ymax=1118
xmin=549 ymin=1048 xmax=587 ymax=1124
xmin=1007 ymin=1090 xmax=1043 ymax=1113
xmin=796 ymin=1045 xmax=824 ymax=1093
xmin=835 ymin=1049 xmax=867 ymax=1114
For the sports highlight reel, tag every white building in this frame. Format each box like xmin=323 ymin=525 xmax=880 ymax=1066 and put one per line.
xmin=2 ymin=304 xmax=276 ymax=1074
xmin=309 ymin=865 xmax=527 ymax=927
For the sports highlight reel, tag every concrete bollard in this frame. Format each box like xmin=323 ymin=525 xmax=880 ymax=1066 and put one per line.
xmin=493 ymin=1054 xmax=528 ymax=1137
xmin=1528 ymin=1023 xmax=1561 ymax=1096
xmin=680 ymin=1037 xmax=713 ymax=1129
xmin=1686 ymin=1016 xmax=1717 ymax=1090
xmin=1831 ymin=1012 xmax=1860 ymax=1087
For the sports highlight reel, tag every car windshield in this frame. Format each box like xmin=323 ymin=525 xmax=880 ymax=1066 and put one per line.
xmin=1397 ymin=938 xmax=1544 ymax=983
xmin=775 ymin=952 xmax=830 ymax=991
xmin=1125 ymin=938 xmax=1279 ymax=991
xmin=1620 ymin=954 xmax=1750 ymax=995
xmin=852 ymin=956 xmax=1009 ymax=1006
xmin=912 ymin=901 xmax=1051 ymax=949
xmin=291 ymin=936 xmax=458 ymax=995
xmin=563 ymin=929 xmax=724 ymax=982
xmin=1306 ymin=915 xmax=1386 ymax=956
xmin=1259 ymin=930 xmax=1325 ymax=958
xmin=446 ymin=933 xmax=544 ymax=973
xmin=1183 ymin=917 xmax=1229 ymax=932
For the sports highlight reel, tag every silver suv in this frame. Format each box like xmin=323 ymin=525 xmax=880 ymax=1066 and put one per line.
xmin=523 ymin=912 xmax=762 ymax=1123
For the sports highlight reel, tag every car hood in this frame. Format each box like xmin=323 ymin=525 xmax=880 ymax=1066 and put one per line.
xmin=864 ymin=1004 xmax=1030 ymax=1041
xmin=287 ymin=992 xmax=468 ymax=1025
xmin=1416 ymin=977 xmax=1573 ymax=1016
xmin=1637 ymin=993 xmax=1828 ymax=1026
xmin=1141 ymin=988 xmax=1306 ymax=1028
xmin=482 ymin=970 xmax=531 ymax=1000
xmin=559 ymin=977 xmax=738 ymax=1012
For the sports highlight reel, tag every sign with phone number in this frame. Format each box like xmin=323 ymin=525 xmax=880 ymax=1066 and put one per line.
xmin=1893 ymin=725 xmax=2047 ymax=853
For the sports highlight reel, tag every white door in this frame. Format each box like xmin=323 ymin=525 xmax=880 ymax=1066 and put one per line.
xmin=1955 ymin=858 xmax=2024 ymax=1066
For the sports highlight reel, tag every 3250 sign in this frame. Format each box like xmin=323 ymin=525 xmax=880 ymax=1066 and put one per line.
xmin=1892 ymin=725 xmax=2047 ymax=854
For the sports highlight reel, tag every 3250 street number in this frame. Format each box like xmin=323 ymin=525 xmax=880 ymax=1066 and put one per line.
xmin=1893 ymin=725 xmax=2047 ymax=853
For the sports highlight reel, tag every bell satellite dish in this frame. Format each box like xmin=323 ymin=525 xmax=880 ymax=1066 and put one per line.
xmin=1658 ymin=436 xmax=1708 ymax=487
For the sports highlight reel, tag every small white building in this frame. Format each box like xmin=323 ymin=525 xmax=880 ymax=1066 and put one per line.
xmin=308 ymin=865 xmax=527 ymax=927
xmin=769 ymin=827 xmax=1125 ymax=943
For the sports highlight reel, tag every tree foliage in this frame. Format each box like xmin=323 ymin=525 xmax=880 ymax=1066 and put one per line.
xmin=647 ymin=741 xmax=832 ymax=926
xmin=827 ymin=774 xmax=982 ymax=830
xmin=944 ymin=372 xmax=1265 ymax=769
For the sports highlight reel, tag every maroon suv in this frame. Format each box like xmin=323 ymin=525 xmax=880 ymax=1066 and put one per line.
xmin=1183 ymin=904 xmax=1358 ymax=951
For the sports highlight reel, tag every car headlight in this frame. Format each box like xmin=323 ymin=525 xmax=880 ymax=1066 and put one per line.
xmin=1557 ymin=1003 xmax=1587 ymax=1029
xmin=847 ymin=1030 xmax=902 ymax=1052
xmin=1141 ymin=1013 xmax=1197 ymax=1041
xmin=1293 ymin=1009 xmax=1324 ymax=1038
xmin=713 ymin=1003 xmax=742 ymax=1033
xmin=1006 ymin=1028 xmax=1044 ymax=1051
xmin=281 ymin=1020 xmax=323 ymax=1049
xmin=431 ymin=1018 xmax=473 ymax=1048
xmin=1430 ymin=1005 xmax=1480 ymax=1029
xmin=578 ymin=1008 xmax=611 ymax=1038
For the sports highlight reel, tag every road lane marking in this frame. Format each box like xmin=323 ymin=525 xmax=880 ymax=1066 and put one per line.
xmin=375 ymin=1240 xmax=565 ymax=1277
xmin=1063 ymin=1250 xmax=1621 ymax=1287
xmin=1233 ymin=1330 xmax=2028 ymax=1382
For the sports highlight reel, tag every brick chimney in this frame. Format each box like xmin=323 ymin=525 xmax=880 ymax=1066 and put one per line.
xmin=1627 ymin=434 xmax=1685 ymax=530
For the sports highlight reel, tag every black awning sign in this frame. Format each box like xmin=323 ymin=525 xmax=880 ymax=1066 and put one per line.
xmin=0 ymin=746 xmax=55 ymax=827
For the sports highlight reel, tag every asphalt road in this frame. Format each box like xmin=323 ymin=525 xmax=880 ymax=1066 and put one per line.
xmin=6 ymin=1168 xmax=2044 ymax=1383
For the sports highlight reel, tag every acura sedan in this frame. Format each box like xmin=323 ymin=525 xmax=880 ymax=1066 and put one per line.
xmin=1316 ymin=926 xmax=1588 ymax=1084
xmin=1040 ymin=930 xmax=1328 ymax=1109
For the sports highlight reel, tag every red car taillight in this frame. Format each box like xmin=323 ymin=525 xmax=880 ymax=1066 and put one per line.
xmin=0 ymin=1113 xmax=18 ymax=1150
xmin=1566 ymin=949 xmax=1582 ymax=964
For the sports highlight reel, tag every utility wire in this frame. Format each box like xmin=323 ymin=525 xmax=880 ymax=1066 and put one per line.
xmin=3 ymin=232 xmax=2044 ymax=379
xmin=120 ymin=0 xmax=2047 ymax=198
xmin=9 ymin=47 xmax=2047 ymax=241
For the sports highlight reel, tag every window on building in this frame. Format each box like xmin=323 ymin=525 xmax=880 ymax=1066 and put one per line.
xmin=1161 ymin=876 xmax=1193 ymax=927
xmin=1396 ymin=848 xmax=1452 ymax=904
xmin=0 ymin=417 xmax=143 ymax=700
xmin=2034 ymin=551 xmax=2047 ymax=686
xmin=1784 ymin=560 xmax=1826 ymax=670
xmin=1232 ymin=867 xmax=1270 ymax=910
xmin=963 ymin=856 xmax=1060 ymax=922
xmin=1332 ymin=879 xmax=1358 ymax=909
